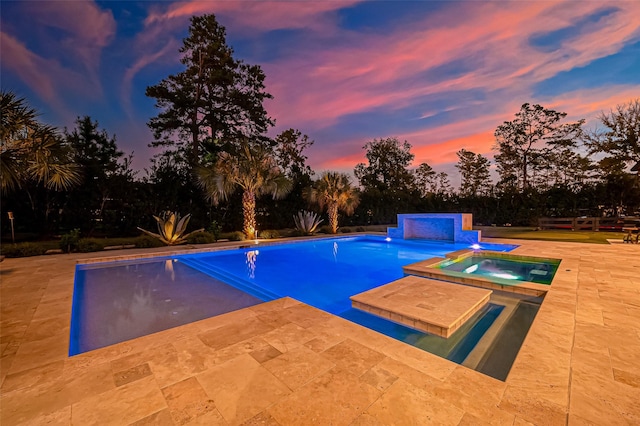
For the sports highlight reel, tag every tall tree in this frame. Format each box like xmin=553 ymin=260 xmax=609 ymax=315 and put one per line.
xmin=494 ymin=103 xmax=584 ymax=192
xmin=197 ymin=140 xmax=291 ymax=239
xmin=146 ymin=14 xmax=273 ymax=165
xmin=538 ymin=147 xmax=593 ymax=191
xmin=455 ymin=149 xmax=492 ymax=196
xmin=273 ymin=128 xmax=314 ymax=181
xmin=434 ymin=172 xmax=452 ymax=196
xmin=0 ymin=90 xmax=79 ymax=194
xmin=413 ymin=163 xmax=437 ymax=198
xmin=307 ymin=172 xmax=360 ymax=233
xmin=586 ymin=99 xmax=640 ymax=174
xmin=354 ymin=137 xmax=418 ymax=224
xmin=413 ymin=163 xmax=452 ymax=197
xmin=62 ymin=116 xmax=132 ymax=234
xmin=355 ymin=137 xmax=415 ymax=192
xmin=144 ymin=150 xmax=193 ymax=212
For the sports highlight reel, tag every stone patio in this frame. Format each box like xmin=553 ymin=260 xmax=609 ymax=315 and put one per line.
xmin=1 ymin=237 xmax=639 ymax=425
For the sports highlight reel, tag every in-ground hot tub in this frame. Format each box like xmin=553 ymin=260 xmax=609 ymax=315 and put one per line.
xmin=403 ymin=250 xmax=561 ymax=296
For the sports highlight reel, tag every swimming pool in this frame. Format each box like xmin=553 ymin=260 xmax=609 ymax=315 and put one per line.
xmin=71 ymin=235 xmax=535 ymax=379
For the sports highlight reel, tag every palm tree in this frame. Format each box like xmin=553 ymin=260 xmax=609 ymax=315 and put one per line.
xmin=308 ymin=171 xmax=360 ymax=233
xmin=197 ymin=141 xmax=291 ymax=239
xmin=1 ymin=90 xmax=80 ymax=194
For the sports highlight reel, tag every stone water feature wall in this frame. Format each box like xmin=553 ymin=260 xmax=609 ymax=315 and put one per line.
xmin=387 ymin=213 xmax=480 ymax=244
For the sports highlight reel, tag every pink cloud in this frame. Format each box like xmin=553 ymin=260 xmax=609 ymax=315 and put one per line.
xmin=261 ymin=1 xmax=640 ymax=132
xmin=313 ymin=151 xmax=366 ymax=173
xmin=1 ymin=32 xmax=58 ymax=104
xmin=412 ymin=131 xmax=496 ymax=166
xmin=26 ymin=0 xmax=116 ymax=80
xmin=29 ymin=0 xmax=115 ymax=46
xmin=1 ymin=0 xmax=116 ymax=119
xmin=541 ymin=85 xmax=640 ymax=129
xmin=145 ymin=1 xmax=361 ymax=33
xmin=0 ymin=31 xmax=89 ymax=121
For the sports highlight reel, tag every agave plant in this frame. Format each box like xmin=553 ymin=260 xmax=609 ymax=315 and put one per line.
xmin=293 ymin=210 xmax=323 ymax=235
xmin=137 ymin=211 xmax=204 ymax=246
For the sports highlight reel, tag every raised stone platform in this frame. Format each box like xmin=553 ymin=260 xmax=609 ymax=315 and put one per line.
xmin=350 ymin=276 xmax=492 ymax=338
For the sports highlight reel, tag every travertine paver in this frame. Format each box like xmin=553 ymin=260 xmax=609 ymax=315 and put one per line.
xmin=1 ymin=237 xmax=639 ymax=425
xmin=351 ymin=276 xmax=492 ymax=337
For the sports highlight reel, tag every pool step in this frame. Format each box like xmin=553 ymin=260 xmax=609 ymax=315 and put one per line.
xmin=178 ymin=257 xmax=281 ymax=302
xmin=350 ymin=276 xmax=492 ymax=338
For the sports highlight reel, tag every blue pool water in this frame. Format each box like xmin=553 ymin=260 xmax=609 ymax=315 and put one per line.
xmin=70 ymin=236 xmax=518 ymax=363
xmin=179 ymin=236 xmax=515 ymax=315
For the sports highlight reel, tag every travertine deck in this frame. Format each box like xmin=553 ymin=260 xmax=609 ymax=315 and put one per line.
xmin=351 ymin=276 xmax=492 ymax=337
xmin=1 ymin=237 xmax=639 ymax=425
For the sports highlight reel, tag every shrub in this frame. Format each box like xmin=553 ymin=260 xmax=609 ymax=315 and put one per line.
xmin=134 ymin=235 xmax=165 ymax=248
xmin=319 ymin=225 xmax=333 ymax=234
xmin=1 ymin=242 xmax=48 ymax=258
xmin=208 ymin=220 xmax=222 ymax=241
xmin=259 ymin=229 xmax=280 ymax=239
xmin=340 ymin=227 xmax=352 ymax=233
xmin=77 ymin=239 xmax=104 ymax=253
xmin=277 ymin=228 xmax=300 ymax=237
xmin=186 ymin=231 xmax=216 ymax=244
xmin=225 ymin=231 xmax=246 ymax=241
xmin=60 ymin=229 xmax=81 ymax=253
xmin=355 ymin=226 xmax=366 ymax=232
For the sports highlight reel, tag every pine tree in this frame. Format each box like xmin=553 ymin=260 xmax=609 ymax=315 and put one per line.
xmin=146 ymin=14 xmax=273 ymax=166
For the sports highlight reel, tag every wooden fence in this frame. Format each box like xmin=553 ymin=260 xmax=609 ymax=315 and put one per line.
xmin=538 ymin=217 xmax=633 ymax=231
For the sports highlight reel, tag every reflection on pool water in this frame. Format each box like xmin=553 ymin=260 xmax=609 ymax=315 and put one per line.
xmin=69 ymin=259 xmax=262 ymax=356
xmin=71 ymin=235 xmax=540 ymax=380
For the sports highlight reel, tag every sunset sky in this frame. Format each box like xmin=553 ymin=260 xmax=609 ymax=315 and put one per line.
xmin=2 ymin=1 xmax=639 ymax=184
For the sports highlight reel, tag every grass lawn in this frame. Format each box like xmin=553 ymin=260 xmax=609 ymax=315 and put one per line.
xmin=476 ymin=226 xmax=624 ymax=244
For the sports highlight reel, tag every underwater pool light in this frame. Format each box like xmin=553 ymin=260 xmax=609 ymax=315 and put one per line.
xmin=491 ymin=272 xmax=519 ymax=280
xmin=463 ymin=264 xmax=479 ymax=274
xmin=471 ymin=244 xmax=481 ymax=250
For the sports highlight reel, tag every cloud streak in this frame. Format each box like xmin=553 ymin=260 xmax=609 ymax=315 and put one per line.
xmin=1 ymin=1 xmax=117 ymax=124
xmin=145 ymin=0 xmax=361 ymax=33
xmin=264 ymin=1 xmax=640 ymax=130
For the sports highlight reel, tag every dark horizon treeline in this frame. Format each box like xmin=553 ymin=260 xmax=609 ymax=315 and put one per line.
xmin=1 ymin=100 xmax=639 ymax=241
